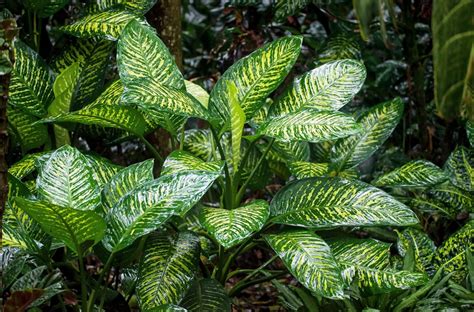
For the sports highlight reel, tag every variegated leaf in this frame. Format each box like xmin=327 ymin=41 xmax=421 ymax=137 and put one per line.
xmin=14 ymin=198 xmax=106 ymax=254
xmin=409 ymin=196 xmax=457 ymax=218
xmin=8 ymin=152 xmax=49 ymax=180
xmin=434 ymin=221 xmax=474 ymax=283
xmin=264 ymin=229 xmax=345 ymax=299
xmin=102 ymin=159 xmax=154 ymax=213
xmin=288 ymin=161 xmax=358 ymax=179
xmin=185 ymin=80 xmax=209 ymax=108
xmin=209 ymin=36 xmax=302 ymax=126
xmin=59 ymin=10 xmax=143 ymax=40
xmin=396 ymin=228 xmax=436 ymax=276
xmin=373 ymin=160 xmax=448 ymax=188
xmin=328 ymin=238 xmax=428 ymax=294
xmin=228 ymin=82 xmax=246 ymax=172
xmin=162 ymin=151 xmax=223 ymax=176
xmin=52 ymin=39 xmax=113 ymax=109
xmin=467 ymin=120 xmax=474 ymax=146
xmin=270 ymin=177 xmax=418 ymax=228
xmin=331 ymin=98 xmax=404 ymax=169
xmin=84 ymin=154 xmax=123 ymax=187
xmin=259 ymin=110 xmax=361 ymax=143
xmin=137 ymin=231 xmax=199 ymax=309
xmin=316 ymin=33 xmax=361 ymax=65
xmin=427 ymin=183 xmax=474 ymax=213
xmin=183 ymin=129 xmax=217 ymax=160
xmin=86 ymin=0 xmax=157 ymax=13
xmin=145 ymin=305 xmax=187 ymax=312
xmin=7 ymin=105 xmax=48 ymax=152
xmin=36 ymin=145 xmax=100 ymax=211
xmin=200 ymin=200 xmax=269 ymax=249
xmin=21 ymin=0 xmax=69 ymax=17
xmin=10 ymin=40 xmax=54 ymax=117
xmin=181 ymin=279 xmax=231 ymax=312
xmin=269 ymin=140 xmax=310 ymax=163
xmin=274 ymin=0 xmax=312 ymax=20
xmin=444 ymin=146 xmax=474 ymax=192
xmin=270 ymin=60 xmax=366 ymax=117
xmin=103 ymin=171 xmax=220 ymax=252
xmin=42 ymin=104 xmax=147 ymax=136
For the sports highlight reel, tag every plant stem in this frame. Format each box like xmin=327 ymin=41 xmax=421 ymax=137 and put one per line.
xmin=138 ymin=135 xmax=164 ymax=164
xmin=232 ymin=136 xmax=261 ymax=207
xmin=210 ymin=126 xmax=233 ymax=209
xmin=179 ymin=125 xmax=185 ymax=150
xmin=77 ymin=250 xmax=88 ymax=312
xmin=235 ymin=138 xmax=275 ymax=204
xmin=32 ymin=12 xmax=39 ymax=51
xmin=235 ymin=255 xmax=278 ymax=285
xmin=87 ymin=252 xmax=116 ymax=311
xmin=228 ymin=272 xmax=286 ymax=297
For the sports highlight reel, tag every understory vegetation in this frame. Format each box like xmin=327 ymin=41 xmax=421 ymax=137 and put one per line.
xmin=1 ymin=0 xmax=473 ymax=311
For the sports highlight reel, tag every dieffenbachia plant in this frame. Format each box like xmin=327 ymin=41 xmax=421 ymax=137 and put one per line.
xmin=4 ymin=3 xmax=473 ymax=311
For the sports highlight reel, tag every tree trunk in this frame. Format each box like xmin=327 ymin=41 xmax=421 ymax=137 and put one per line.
xmin=0 ymin=13 xmax=18 ymax=244
xmin=146 ymin=0 xmax=183 ymax=71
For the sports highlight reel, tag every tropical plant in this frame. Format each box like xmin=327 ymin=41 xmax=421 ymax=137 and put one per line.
xmin=2 ymin=1 xmax=473 ymax=311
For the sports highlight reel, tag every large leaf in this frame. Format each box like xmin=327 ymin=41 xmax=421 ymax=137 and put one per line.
xmin=331 ymin=98 xmax=404 ymax=169
xmin=200 ymin=200 xmax=269 ymax=249
xmin=42 ymin=104 xmax=147 ymax=136
xmin=258 ymin=110 xmax=361 ymax=143
xmin=373 ymin=160 xmax=448 ymax=188
xmin=228 ymin=82 xmax=246 ymax=172
xmin=270 ymin=60 xmax=366 ymax=117
xmin=467 ymin=120 xmax=474 ymax=146
xmin=7 ymin=105 xmax=48 ymax=152
xmin=161 ymin=151 xmax=223 ymax=176
xmin=59 ymin=10 xmax=143 ymax=40
xmin=397 ymin=228 xmax=436 ymax=276
xmin=84 ymin=154 xmax=124 ymax=187
xmin=86 ymin=0 xmax=157 ymax=13
xmin=180 ymin=279 xmax=231 ymax=312
xmin=20 ymin=0 xmax=69 ymax=17
xmin=48 ymin=62 xmax=82 ymax=146
xmin=444 ymin=146 xmax=474 ymax=192
xmin=36 ymin=145 xmax=100 ymax=211
xmin=10 ymin=40 xmax=54 ymax=117
xmin=8 ymin=152 xmax=49 ymax=180
xmin=329 ymin=238 xmax=428 ymax=294
xmin=270 ymin=177 xmax=419 ymax=228
xmin=316 ymin=33 xmax=361 ymax=65
xmin=264 ymin=229 xmax=345 ymax=299
xmin=52 ymin=38 xmax=113 ymax=109
xmin=137 ymin=231 xmax=199 ymax=309
xmin=209 ymin=36 xmax=302 ymax=125
xmin=288 ymin=161 xmax=357 ymax=179
xmin=103 ymin=171 xmax=220 ymax=252
xmin=432 ymin=0 xmax=474 ymax=120
xmin=185 ymin=80 xmax=209 ymax=108
xmin=14 ymin=198 xmax=106 ymax=254
xmin=434 ymin=221 xmax=474 ymax=283
xmin=101 ymin=159 xmax=154 ymax=213
xmin=427 ymin=183 xmax=474 ymax=213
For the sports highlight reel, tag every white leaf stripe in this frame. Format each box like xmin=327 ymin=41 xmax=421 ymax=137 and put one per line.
xmin=265 ymin=229 xmax=345 ymax=299
xmin=270 ymin=59 xmax=366 ymax=116
xmin=328 ymin=238 xmax=391 ymax=270
xmin=36 ymin=145 xmax=100 ymax=211
xmin=137 ymin=231 xmax=199 ymax=309
xmin=200 ymin=200 xmax=269 ymax=249
xmin=162 ymin=150 xmax=223 ymax=176
xmin=270 ymin=177 xmax=419 ymax=228
xmin=259 ymin=110 xmax=361 ymax=142
xmin=288 ymin=161 xmax=358 ymax=179
xmin=181 ymin=279 xmax=231 ymax=312
xmin=444 ymin=146 xmax=474 ymax=192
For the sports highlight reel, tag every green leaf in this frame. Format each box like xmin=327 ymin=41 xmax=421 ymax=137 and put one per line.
xmin=185 ymin=80 xmax=209 ymax=108
xmin=409 ymin=196 xmax=457 ymax=218
xmin=353 ymin=0 xmax=388 ymax=44
xmin=52 ymin=39 xmax=114 ymax=109
xmin=49 ymin=62 xmax=82 ymax=146
xmin=433 ymin=0 xmax=474 ymax=120
xmin=259 ymin=109 xmax=361 ymax=143
xmin=10 ymin=40 xmax=54 ymax=117
xmin=270 ymin=60 xmax=366 ymax=117
xmin=84 ymin=154 xmax=124 ymax=187
xmin=467 ymin=120 xmax=474 ymax=146
xmin=103 ymin=171 xmax=220 ymax=252
xmin=444 ymin=146 xmax=474 ymax=192
xmin=8 ymin=152 xmax=49 ymax=180
xmin=86 ymin=0 xmax=157 ymax=13
xmin=274 ymin=0 xmax=312 ymax=21
xmin=36 ymin=145 xmax=100 ymax=211
xmin=288 ymin=161 xmax=358 ymax=179
xmin=137 ymin=231 xmax=199 ymax=309
xmin=7 ymin=105 xmax=48 ymax=152
xmin=434 ymin=221 xmax=474 ymax=283
xmin=200 ymin=200 xmax=269 ymax=249
xmin=264 ymin=229 xmax=345 ymax=299
xmin=328 ymin=238 xmax=391 ymax=270
xmin=59 ymin=10 xmax=143 ymax=41
xmin=102 ymin=159 xmax=154 ymax=213
xmin=144 ymin=305 xmax=187 ymax=312
xmin=331 ymin=98 xmax=404 ymax=169
xmin=316 ymin=33 xmax=361 ymax=65
xmin=209 ymin=36 xmax=302 ymax=125
xmin=396 ymin=228 xmax=436 ymax=276
xmin=161 ymin=151 xmax=223 ymax=176
xmin=270 ymin=177 xmax=419 ymax=228
xmin=373 ymin=160 xmax=448 ymax=188
xmin=181 ymin=279 xmax=231 ymax=312
xmin=42 ymin=104 xmax=148 ymax=136
xmin=20 ymin=0 xmax=69 ymax=17
xmin=228 ymin=82 xmax=246 ymax=173
xmin=14 ymin=198 xmax=106 ymax=254
xmin=427 ymin=183 xmax=474 ymax=213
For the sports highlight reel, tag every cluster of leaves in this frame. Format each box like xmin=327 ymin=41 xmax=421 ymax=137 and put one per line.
xmin=2 ymin=0 xmax=474 ymax=311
